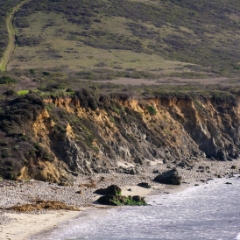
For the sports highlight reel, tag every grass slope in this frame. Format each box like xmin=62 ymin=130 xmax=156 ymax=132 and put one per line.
xmin=1 ymin=0 xmax=240 ymax=79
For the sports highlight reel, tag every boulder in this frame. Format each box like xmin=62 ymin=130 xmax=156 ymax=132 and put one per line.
xmin=97 ymin=195 xmax=146 ymax=206
xmin=97 ymin=195 xmax=127 ymax=206
xmin=132 ymin=195 xmax=144 ymax=202
xmin=154 ymin=168 xmax=182 ymax=185
xmin=95 ymin=184 xmax=122 ymax=195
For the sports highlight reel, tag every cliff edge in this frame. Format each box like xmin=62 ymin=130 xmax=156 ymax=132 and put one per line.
xmin=0 ymin=89 xmax=239 ymax=182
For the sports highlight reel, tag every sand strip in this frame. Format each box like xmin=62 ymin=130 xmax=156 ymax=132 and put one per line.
xmin=0 ymin=210 xmax=80 ymax=240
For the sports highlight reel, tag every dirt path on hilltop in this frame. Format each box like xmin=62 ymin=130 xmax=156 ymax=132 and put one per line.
xmin=0 ymin=0 xmax=31 ymax=71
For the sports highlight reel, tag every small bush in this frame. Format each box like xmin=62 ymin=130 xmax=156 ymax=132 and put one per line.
xmin=3 ymin=89 xmax=16 ymax=96
xmin=0 ymin=76 xmax=16 ymax=84
xmin=29 ymin=69 xmax=35 ymax=74
xmin=42 ymin=72 xmax=50 ymax=76
xmin=147 ymin=105 xmax=157 ymax=115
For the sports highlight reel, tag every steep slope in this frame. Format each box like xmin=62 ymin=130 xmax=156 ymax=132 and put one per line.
xmin=0 ymin=90 xmax=240 ymax=181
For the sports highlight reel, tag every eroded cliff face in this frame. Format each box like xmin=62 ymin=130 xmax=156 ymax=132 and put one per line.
xmin=0 ymin=91 xmax=239 ymax=181
xmin=28 ymin=92 xmax=240 ymax=180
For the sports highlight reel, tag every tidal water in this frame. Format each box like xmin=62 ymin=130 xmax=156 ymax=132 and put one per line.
xmin=32 ymin=176 xmax=240 ymax=240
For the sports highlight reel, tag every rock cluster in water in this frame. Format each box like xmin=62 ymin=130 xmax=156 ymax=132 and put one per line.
xmin=96 ymin=185 xmax=146 ymax=206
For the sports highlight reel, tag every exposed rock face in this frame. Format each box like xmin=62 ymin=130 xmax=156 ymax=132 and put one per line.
xmin=1 ymin=90 xmax=240 ymax=181
xmin=42 ymin=92 xmax=240 ymax=177
xmin=154 ymin=168 xmax=182 ymax=185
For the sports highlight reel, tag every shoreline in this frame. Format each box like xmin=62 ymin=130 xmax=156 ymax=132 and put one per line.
xmin=0 ymin=210 xmax=80 ymax=240
xmin=0 ymin=158 xmax=239 ymax=240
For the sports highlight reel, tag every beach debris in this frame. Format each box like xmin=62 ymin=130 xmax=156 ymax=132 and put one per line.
xmin=76 ymin=190 xmax=83 ymax=194
xmin=154 ymin=168 xmax=182 ymax=185
xmin=79 ymin=181 xmax=97 ymax=188
xmin=4 ymin=200 xmax=80 ymax=212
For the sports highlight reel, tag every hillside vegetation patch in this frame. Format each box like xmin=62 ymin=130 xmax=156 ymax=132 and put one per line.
xmin=1 ymin=0 xmax=239 ymax=78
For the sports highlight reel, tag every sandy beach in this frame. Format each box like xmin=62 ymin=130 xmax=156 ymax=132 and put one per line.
xmin=0 ymin=186 xmax=153 ymax=240
xmin=0 ymin=158 xmax=239 ymax=240
xmin=0 ymin=211 xmax=80 ymax=240
xmin=0 ymin=182 xmax=156 ymax=240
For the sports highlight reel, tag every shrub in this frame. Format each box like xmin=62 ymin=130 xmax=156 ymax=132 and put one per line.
xmin=147 ymin=105 xmax=157 ymax=115
xmin=0 ymin=76 xmax=16 ymax=84
xmin=29 ymin=69 xmax=35 ymax=74
xmin=75 ymin=88 xmax=99 ymax=110
xmin=42 ymin=72 xmax=50 ymax=76
xmin=3 ymin=89 xmax=16 ymax=96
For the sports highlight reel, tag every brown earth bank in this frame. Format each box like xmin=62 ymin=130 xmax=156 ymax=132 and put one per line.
xmin=0 ymin=89 xmax=240 ymax=182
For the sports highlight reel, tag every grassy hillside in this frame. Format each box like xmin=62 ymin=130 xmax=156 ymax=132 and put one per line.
xmin=2 ymin=0 xmax=239 ymax=79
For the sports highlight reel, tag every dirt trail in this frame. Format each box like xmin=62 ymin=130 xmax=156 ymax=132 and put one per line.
xmin=0 ymin=0 xmax=31 ymax=71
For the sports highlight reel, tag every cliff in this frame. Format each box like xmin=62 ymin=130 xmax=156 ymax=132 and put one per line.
xmin=0 ymin=89 xmax=239 ymax=182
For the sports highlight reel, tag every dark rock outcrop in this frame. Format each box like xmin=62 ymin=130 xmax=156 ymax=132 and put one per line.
xmin=95 ymin=184 xmax=122 ymax=195
xmin=154 ymin=168 xmax=182 ymax=185
xmin=97 ymin=194 xmax=146 ymax=206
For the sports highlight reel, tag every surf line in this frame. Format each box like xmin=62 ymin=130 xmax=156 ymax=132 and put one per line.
xmin=235 ymin=233 xmax=240 ymax=240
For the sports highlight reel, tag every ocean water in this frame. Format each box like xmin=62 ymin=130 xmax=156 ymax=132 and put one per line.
xmin=32 ymin=176 xmax=240 ymax=240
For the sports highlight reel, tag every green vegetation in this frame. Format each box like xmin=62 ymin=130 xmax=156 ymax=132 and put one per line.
xmin=0 ymin=76 xmax=16 ymax=84
xmin=0 ymin=93 xmax=51 ymax=179
xmin=0 ymin=0 xmax=237 ymax=78
xmin=112 ymin=196 xmax=147 ymax=206
xmin=147 ymin=105 xmax=157 ymax=116
xmin=96 ymin=185 xmax=147 ymax=206
xmin=17 ymin=90 xmax=29 ymax=95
